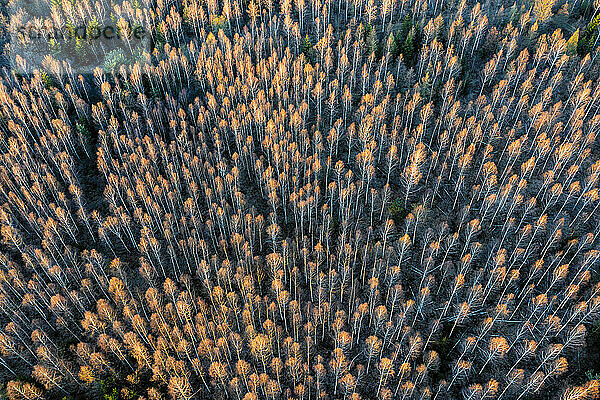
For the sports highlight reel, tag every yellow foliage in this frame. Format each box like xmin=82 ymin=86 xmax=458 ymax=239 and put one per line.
xmin=533 ymin=0 xmax=556 ymax=24
xmin=78 ymin=365 xmax=95 ymax=384
xmin=567 ymin=29 xmax=579 ymax=55
xmin=211 ymin=14 xmax=227 ymax=28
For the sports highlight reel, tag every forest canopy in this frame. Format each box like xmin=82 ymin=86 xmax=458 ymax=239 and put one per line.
xmin=0 ymin=0 xmax=600 ymax=399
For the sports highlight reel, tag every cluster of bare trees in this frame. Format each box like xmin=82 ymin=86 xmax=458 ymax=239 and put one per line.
xmin=1 ymin=0 xmax=600 ymax=399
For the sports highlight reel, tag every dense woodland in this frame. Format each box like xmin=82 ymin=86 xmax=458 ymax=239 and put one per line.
xmin=1 ymin=0 xmax=600 ymax=398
